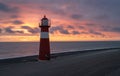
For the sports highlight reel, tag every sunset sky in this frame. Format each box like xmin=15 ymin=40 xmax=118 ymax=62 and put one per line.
xmin=0 ymin=0 xmax=120 ymax=42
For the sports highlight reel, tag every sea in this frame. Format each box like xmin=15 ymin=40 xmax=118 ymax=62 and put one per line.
xmin=0 ymin=41 xmax=120 ymax=59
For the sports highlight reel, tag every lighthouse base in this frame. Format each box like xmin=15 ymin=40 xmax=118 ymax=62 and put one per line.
xmin=39 ymin=39 xmax=50 ymax=60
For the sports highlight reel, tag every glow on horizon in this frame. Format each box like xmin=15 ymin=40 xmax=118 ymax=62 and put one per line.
xmin=0 ymin=34 xmax=120 ymax=42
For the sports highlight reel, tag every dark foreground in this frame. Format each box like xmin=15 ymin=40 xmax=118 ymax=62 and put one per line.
xmin=0 ymin=48 xmax=120 ymax=76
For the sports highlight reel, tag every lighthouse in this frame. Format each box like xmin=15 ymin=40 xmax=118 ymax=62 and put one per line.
xmin=39 ymin=15 xmax=51 ymax=60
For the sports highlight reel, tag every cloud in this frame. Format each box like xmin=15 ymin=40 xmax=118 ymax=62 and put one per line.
xmin=85 ymin=23 xmax=96 ymax=26
xmin=50 ymin=26 xmax=70 ymax=34
xmin=102 ymin=26 xmax=120 ymax=33
xmin=29 ymin=28 xmax=39 ymax=34
xmin=68 ymin=25 xmax=84 ymax=30
xmin=94 ymin=14 xmax=109 ymax=20
xmin=72 ymin=31 xmax=80 ymax=35
xmin=89 ymin=30 xmax=104 ymax=36
xmin=59 ymin=29 xmax=69 ymax=34
xmin=51 ymin=8 xmax=66 ymax=15
xmin=4 ymin=26 xmax=24 ymax=34
xmin=21 ymin=26 xmax=31 ymax=29
xmin=78 ymin=25 xmax=85 ymax=29
xmin=0 ymin=2 xmax=18 ymax=12
xmin=10 ymin=15 xmax=19 ymax=18
xmin=67 ymin=25 xmax=74 ymax=29
xmin=4 ymin=26 xmax=14 ymax=33
xmin=50 ymin=25 xmax=84 ymax=35
xmin=11 ymin=20 xmax=24 ymax=25
xmin=14 ymin=31 xmax=24 ymax=33
xmin=0 ymin=28 xmax=2 ymax=33
xmin=50 ymin=26 xmax=61 ymax=34
xmin=70 ymin=14 xmax=83 ymax=20
xmin=111 ymin=27 xmax=120 ymax=33
xmin=1 ymin=20 xmax=24 ymax=25
xmin=21 ymin=26 xmax=39 ymax=34
xmin=39 ymin=4 xmax=66 ymax=15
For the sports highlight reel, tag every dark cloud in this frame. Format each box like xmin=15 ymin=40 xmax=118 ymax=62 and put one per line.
xmin=10 ymin=15 xmax=19 ymax=18
xmin=59 ymin=29 xmax=69 ymax=34
xmin=85 ymin=23 xmax=96 ymax=26
xmin=21 ymin=26 xmax=31 ymax=29
xmin=50 ymin=25 xmax=85 ymax=35
xmin=50 ymin=26 xmax=70 ymax=34
xmin=0 ymin=28 xmax=2 ymax=33
xmin=102 ymin=26 xmax=120 ymax=33
xmin=21 ymin=26 xmax=39 ymax=34
xmin=78 ymin=25 xmax=85 ymax=29
xmin=50 ymin=26 xmax=62 ymax=34
xmin=81 ymin=32 xmax=88 ymax=34
xmin=72 ymin=31 xmax=80 ymax=35
xmin=4 ymin=26 xmax=24 ymax=34
xmin=71 ymin=30 xmax=104 ymax=36
xmin=11 ymin=20 xmax=24 ymax=25
xmin=0 ymin=2 xmax=18 ymax=12
xmin=0 ymin=20 xmax=22 ymax=25
xmin=29 ymin=28 xmax=39 ymax=34
xmin=89 ymin=30 xmax=104 ymax=36
xmin=70 ymin=14 xmax=83 ymax=20
xmin=5 ymin=26 xmax=14 ymax=33
xmin=94 ymin=14 xmax=109 ymax=20
xmin=67 ymin=25 xmax=74 ymax=29
xmin=111 ymin=27 xmax=120 ymax=33
xmin=15 ymin=31 xmax=24 ymax=33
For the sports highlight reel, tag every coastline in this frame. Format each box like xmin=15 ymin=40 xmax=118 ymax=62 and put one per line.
xmin=0 ymin=47 xmax=119 ymax=64
xmin=0 ymin=48 xmax=120 ymax=76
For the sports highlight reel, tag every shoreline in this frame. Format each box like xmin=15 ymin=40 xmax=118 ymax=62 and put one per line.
xmin=0 ymin=47 xmax=120 ymax=64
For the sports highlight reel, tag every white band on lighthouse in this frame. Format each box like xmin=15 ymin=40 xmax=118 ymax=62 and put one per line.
xmin=40 ymin=32 xmax=49 ymax=38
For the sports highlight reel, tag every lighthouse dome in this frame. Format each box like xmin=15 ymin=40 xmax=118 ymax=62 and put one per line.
xmin=41 ymin=15 xmax=48 ymax=21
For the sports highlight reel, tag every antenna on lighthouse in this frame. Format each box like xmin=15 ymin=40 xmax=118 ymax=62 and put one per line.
xmin=44 ymin=15 xmax=46 ymax=18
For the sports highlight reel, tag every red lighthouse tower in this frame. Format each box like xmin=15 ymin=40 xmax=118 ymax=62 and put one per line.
xmin=39 ymin=15 xmax=51 ymax=60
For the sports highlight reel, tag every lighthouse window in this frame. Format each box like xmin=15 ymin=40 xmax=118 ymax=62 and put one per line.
xmin=43 ymin=20 xmax=48 ymax=26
